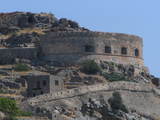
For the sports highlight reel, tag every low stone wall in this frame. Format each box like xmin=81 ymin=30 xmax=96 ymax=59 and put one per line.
xmin=28 ymin=82 xmax=154 ymax=106
xmin=0 ymin=47 xmax=37 ymax=64
xmin=17 ymin=116 xmax=49 ymax=120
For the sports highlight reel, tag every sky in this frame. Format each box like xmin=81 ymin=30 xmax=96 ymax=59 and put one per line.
xmin=0 ymin=0 xmax=159 ymax=77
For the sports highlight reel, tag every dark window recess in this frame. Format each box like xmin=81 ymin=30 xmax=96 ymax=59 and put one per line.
xmin=55 ymin=80 xmax=59 ymax=86
xmin=121 ymin=47 xmax=127 ymax=55
xmin=36 ymin=108 xmax=40 ymax=113
xmin=85 ymin=45 xmax=94 ymax=52
xmin=105 ymin=46 xmax=112 ymax=53
xmin=134 ymin=48 xmax=139 ymax=57
xmin=28 ymin=15 xmax=35 ymax=24
xmin=33 ymin=93 xmax=36 ymax=97
xmin=37 ymin=81 xmax=40 ymax=88
xmin=43 ymin=80 xmax=47 ymax=86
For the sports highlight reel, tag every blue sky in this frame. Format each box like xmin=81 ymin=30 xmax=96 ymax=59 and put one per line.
xmin=0 ymin=0 xmax=160 ymax=77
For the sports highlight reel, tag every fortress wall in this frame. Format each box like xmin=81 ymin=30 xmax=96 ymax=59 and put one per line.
xmin=43 ymin=54 xmax=144 ymax=67
xmin=28 ymin=82 xmax=153 ymax=106
xmin=40 ymin=31 xmax=143 ymax=66
xmin=0 ymin=47 xmax=37 ymax=64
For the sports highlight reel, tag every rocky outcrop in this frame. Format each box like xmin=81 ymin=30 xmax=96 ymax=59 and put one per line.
xmin=50 ymin=18 xmax=89 ymax=32
xmin=80 ymin=95 xmax=152 ymax=120
xmin=4 ymin=32 xmax=40 ymax=47
xmin=0 ymin=12 xmax=89 ymax=35
xmin=0 ymin=79 xmax=20 ymax=89
xmin=0 ymin=12 xmax=57 ymax=33
xmin=0 ymin=111 xmax=6 ymax=120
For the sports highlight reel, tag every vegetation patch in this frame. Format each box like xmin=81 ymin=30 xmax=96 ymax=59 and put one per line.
xmin=102 ymin=72 xmax=128 ymax=82
xmin=80 ymin=60 xmax=101 ymax=74
xmin=0 ymin=89 xmax=9 ymax=94
xmin=14 ymin=63 xmax=31 ymax=72
xmin=0 ymin=98 xmax=32 ymax=120
xmin=108 ymin=92 xmax=128 ymax=113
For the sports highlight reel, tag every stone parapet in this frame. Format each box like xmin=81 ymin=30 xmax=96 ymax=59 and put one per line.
xmin=44 ymin=31 xmax=142 ymax=41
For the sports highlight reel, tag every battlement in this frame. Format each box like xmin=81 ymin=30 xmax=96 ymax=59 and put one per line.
xmin=45 ymin=31 xmax=142 ymax=42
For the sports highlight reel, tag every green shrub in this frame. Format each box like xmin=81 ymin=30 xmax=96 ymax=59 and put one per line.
xmin=17 ymin=110 xmax=32 ymax=116
xmin=0 ymin=98 xmax=19 ymax=116
xmin=108 ymin=92 xmax=128 ymax=113
xmin=102 ymin=72 xmax=127 ymax=82
xmin=0 ymin=98 xmax=32 ymax=120
xmin=14 ymin=63 xmax=30 ymax=72
xmin=0 ymin=89 xmax=9 ymax=94
xmin=80 ymin=60 xmax=101 ymax=74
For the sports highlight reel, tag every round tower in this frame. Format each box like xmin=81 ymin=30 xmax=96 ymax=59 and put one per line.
xmin=40 ymin=31 xmax=144 ymax=67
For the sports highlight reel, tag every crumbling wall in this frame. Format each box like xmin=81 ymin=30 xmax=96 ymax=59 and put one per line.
xmin=0 ymin=47 xmax=37 ymax=64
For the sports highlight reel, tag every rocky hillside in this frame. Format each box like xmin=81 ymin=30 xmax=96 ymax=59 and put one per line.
xmin=0 ymin=60 xmax=159 ymax=120
xmin=0 ymin=12 xmax=89 ymax=48
xmin=0 ymin=12 xmax=56 ymax=32
xmin=25 ymin=82 xmax=160 ymax=120
xmin=0 ymin=12 xmax=159 ymax=120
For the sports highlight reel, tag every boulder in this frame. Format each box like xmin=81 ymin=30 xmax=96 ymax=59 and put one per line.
xmin=152 ymin=77 xmax=160 ymax=87
xmin=0 ymin=111 xmax=6 ymax=120
xmin=0 ymin=79 xmax=21 ymax=89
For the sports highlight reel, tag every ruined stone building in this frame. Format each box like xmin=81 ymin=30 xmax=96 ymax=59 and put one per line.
xmin=21 ymin=74 xmax=64 ymax=97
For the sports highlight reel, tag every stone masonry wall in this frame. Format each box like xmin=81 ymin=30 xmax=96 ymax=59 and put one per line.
xmin=28 ymin=82 xmax=156 ymax=106
xmin=40 ymin=31 xmax=144 ymax=66
xmin=0 ymin=47 xmax=37 ymax=64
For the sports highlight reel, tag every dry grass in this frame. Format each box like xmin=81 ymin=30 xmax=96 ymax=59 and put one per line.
xmin=16 ymin=28 xmax=45 ymax=36
xmin=0 ymin=34 xmax=12 ymax=39
xmin=14 ymin=71 xmax=33 ymax=75
xmin=14 ymin=70 xmax=49 ymax=76
xmin=16 ymin=116 xmax=49 ymax=120
xmin=0 ymin=94 xmax=19 ymax=97
xmin=0 ymin=27 xmax=46 ymax=40
xmin=155 ymin=118 xmax=160 ymax=120
xmin=0 ymin=65 xmax=13 ymax=69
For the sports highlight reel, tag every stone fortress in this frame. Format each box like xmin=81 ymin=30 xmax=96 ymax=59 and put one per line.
xmin=40 ymin=31 xmax=143 ymax=66
xmin=0 ymin=12 xmax=144 ymax=68
xmin=0 ymin=12 xmax=148 ymax=98
xmin=0 ymin=31 xmax=144 ymax=67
